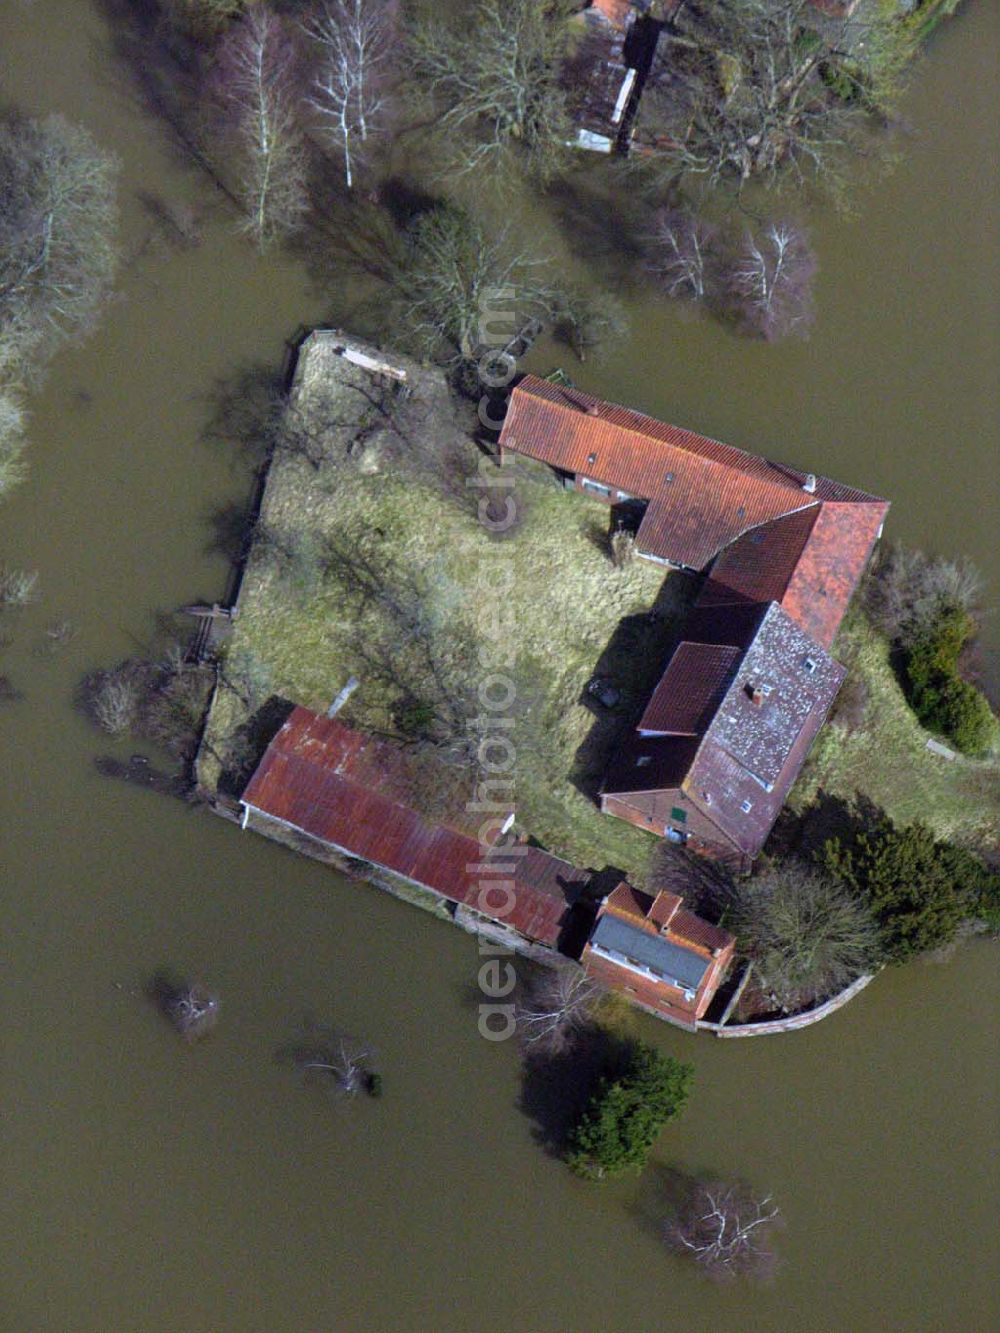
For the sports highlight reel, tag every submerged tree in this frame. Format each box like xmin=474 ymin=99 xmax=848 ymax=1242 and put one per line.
xmin=284 ymin=1026 xmax=381 ymax=1099
xmin=666 ymin=1177 xmax=782 ymax=1282
xmin=725 ymin=221 xmax=816 ymax=340
xmin=212 ymin=9 xmax=309 ymax=248
xmin=408 ymin=0 xmax=574 ymax=178
xmin=393 ymin=204 xmax=556 ymax=362
xmin=649 ymin=209 xmax=718 ymax=304
xmin=641 ymin=0 xmax=917 ymax=192
xmin=0 ymin=112 xmax=119 ymax=380
xmin=566 ymin=1041 xmax=692 ymax=1180
xmin=151 ymin=973 xmax=220 ymax=1041
xmin=515 ymin=964 xmax=606 ymax=1057
xmin=303 ymin=0 xmax=398 ymax=189
xmin=550 ymin=285 xmax=628 ymax=362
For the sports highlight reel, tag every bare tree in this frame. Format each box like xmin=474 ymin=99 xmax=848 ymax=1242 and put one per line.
xmin=667 ymin=1178 xmax=781 ymax=1282
xmin=649 ymin=209 xmax=718 ymax=303
xmin=864 ymin=541 xmax=984 ymax=649
xmin=408 ymin=0 xmax=574 ymax=178
xmin=212 ymin=9 xmax=309 ymax=248
xmin=640 ymin=0 xmax=917 ymax=192
xmin=551 ymin=285 xmax=628 ymax=363
xmin=0 ymin=113 xmax=119 ymax=380
xmin=515 ymin=963 xmax=605 ymax=1057
xmin=394 ymin=204 xmax=555 ymax=362
xmin=726 ymin=221 xmax=816 ymax=341
xmin=303 ymin=0 xmax=398 ymax=189
xmin=727 ymin=860 xmax=880 ymax=1010
xmin=286 ymin=1029 xmax=379 ymax=1098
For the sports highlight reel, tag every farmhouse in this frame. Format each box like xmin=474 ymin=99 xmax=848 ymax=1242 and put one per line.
xmin=581 ymin=882 xmax=735 ymax=1027
xmin=498 ymin=375 xmax=888 ymax=868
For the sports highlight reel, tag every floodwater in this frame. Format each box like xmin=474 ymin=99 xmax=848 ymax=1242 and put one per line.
xmin=0 ymin=3 xmax=996 ymax=1330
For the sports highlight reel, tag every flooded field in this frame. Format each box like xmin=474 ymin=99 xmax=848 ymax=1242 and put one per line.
xmin=0 ymin=2 xmax=996 ymax=1329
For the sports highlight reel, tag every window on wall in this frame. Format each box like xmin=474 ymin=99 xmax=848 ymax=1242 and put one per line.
xmin=581 ymin=478 xmax=611 ymax=497
xmin=670 ymin=806 xmax=687 ymax=823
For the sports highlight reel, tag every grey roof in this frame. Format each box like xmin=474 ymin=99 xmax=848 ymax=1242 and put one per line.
xmin=590 ymin=913 xmax=708 ymax=992
xmin=704 ymin=602 xmax=844 ymax=787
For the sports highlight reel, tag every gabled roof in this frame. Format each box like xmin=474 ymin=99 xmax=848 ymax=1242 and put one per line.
xmin=638 ymin=641 xmax=742 ymax=735
xmin=700 ymin=500 xmax=888 ymax=649
xmin=603 ymin=603 xmax=845 ymax=856
xmin=242 ymin=707 xmax=587 ymax=946
xmin=679 ymin=604 xmax=845 ymax=854
xmin=499 ymin=376 xmax=884 ymax=570
xmin=602 ymin=733 xmax=701 ymax=796
xmin=591 ymin=912 xmax=709 ymax=991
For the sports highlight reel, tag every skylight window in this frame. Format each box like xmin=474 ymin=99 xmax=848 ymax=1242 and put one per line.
xmin=804 ymin=657 xmax=817 ymax=673
xmin=586 ymin=451 xmax=597 ymax=465
xmin=740 ymin=799 xmax=753 ymax=813
xmin=664 ymin=471 xmax=674 ymax=483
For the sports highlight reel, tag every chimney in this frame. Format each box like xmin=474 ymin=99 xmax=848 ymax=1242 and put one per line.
xmin=751 ymin=687 xmax=764 ymax=707
xmin=802 ymin=473 xmax=817 ymax=494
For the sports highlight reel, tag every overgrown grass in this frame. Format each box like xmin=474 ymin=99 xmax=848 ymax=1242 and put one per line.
xmin=793 ymin=609 xmax=1000 ymax=849
xmin=201 ymin=350 xmax=675 ymax=879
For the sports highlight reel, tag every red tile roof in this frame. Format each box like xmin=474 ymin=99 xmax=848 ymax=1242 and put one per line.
xmin=669 ymin=907 xmax=734 ymax=955
xmin=589 ymin=0 xmax=634 ymax=28
xmin=242 ymin=708 xmax=587 ymax=946
xmin=638 ymin=641 xmax=742 ymax=734
xmin=500 ymin=376 xmax=883 ymax=570
xmin=778 ymin=501 xmax=887 ymax=648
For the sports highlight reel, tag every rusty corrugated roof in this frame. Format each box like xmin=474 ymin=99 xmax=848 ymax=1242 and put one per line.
xmin=241 ymin=708 xmax=586 ymax=946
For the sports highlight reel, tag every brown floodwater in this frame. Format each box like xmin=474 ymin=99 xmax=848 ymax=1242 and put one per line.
xmin=0 ymin=3 xmax=996 ymax=1330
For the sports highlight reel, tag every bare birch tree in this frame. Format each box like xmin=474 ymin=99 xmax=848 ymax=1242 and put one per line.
xmin=667 ymin=1178 xmax=781 ymax=1281
xmin=649 ymin=209 xmax=718 ymax=303
xmin=0 ymin=113 xmax=119 ymax=379
xmin=727 ymin=221 xmax=816 ymax=340
xmin=408 ymin=0 xmax=574 ymax=178
xmin=515 ymin=964 xmax=606 ymax=1057
xmin=213 ymin=9 xmax=309 ymax=249
xmin=302 ymin=0 xmax=397 ymax=189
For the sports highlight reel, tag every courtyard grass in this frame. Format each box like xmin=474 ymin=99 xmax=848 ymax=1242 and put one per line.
xmin=200 ymin=343 xmax=680 ymax=880
xmin=792 ymin=609 xmax=1000 ymax=850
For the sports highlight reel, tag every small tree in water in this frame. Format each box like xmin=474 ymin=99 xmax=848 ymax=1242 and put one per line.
xmin=566 ymin=1041 xmax=692 ymax=1180
xmin=666 ymin=1177 xmax=782 ymax=1282
xmin=284 ymin=1026 xmax=381 ymax=1100
xmin=151 ymin=973 xmax=219 ymax=1041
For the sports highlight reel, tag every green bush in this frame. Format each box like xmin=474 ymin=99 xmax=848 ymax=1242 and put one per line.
xmin=904 ymin=605 xmax=996 ymax=756
xmin=820 ymin=818 xmax=993 ymax=961
xmin=565 ymin=1041 xmax=692 ymax=1180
